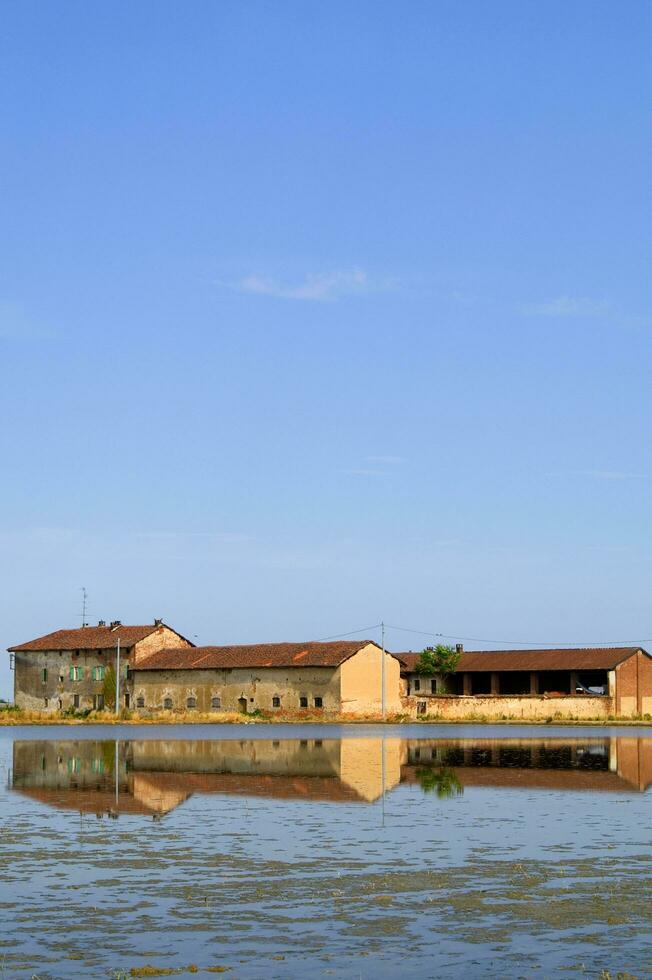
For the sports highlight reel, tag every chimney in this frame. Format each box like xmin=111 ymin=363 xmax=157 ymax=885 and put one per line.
xmin=456 ymin=643 xmax=464 ymax=654
xmin=154 ymin=618 xmax=163 ymax=627
xmin=110 ymin=620 xmax=121 ymax=629
xmin=98 ymin=620 xmax=106 ymax=627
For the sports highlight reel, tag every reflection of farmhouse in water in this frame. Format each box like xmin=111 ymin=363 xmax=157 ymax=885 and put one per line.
xmin=11 ymin=736 xmax=652 ymax=818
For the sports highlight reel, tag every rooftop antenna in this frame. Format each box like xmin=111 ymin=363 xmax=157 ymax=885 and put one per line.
xmin=80 ymin=587 xmax=89 ymax=627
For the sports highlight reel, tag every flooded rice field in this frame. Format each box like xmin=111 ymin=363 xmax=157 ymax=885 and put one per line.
xmin=0 ymin=724 xmax=651 ymax=979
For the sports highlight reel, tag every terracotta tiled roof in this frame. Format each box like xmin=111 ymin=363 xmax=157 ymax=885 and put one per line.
xmin=135 ymin=640 xmax=377 ymax=671
xmin=8 ymin=623 xmax=190 ymax=652
xmin=398 ymin=646 xmax=645 ymax=673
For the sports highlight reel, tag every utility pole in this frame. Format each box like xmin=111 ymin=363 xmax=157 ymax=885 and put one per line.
xmin=115 ymin=636 xmax=121 ymax=718
xmin=381 ymin=621 xmax=386 ymax=720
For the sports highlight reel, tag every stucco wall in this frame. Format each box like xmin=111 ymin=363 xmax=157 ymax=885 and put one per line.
xmin=401 ymin=694 xmax=613 ymax=720
xmin=132 ymin=665 xmax=342 ymax=713
xmin=14 ymin=648 xmax=132 ymax=713
xmin=339 ymin=645 xmax=402 ymax=715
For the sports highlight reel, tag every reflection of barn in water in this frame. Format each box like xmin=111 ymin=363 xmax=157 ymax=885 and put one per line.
xmin=10 ymin=735 xmax=652 ymax=818
xmin=402 ymin=738 xmax=652 ymax=793
xmin=11 ymin=737 xmax=402 ymax=816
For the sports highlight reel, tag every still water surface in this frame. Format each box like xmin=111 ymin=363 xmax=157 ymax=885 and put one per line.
xmin=1 ymin=724 xmax=651 ymax=979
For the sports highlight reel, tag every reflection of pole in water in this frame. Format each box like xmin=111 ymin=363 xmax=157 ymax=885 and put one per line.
xmin=115 ymin=739 xmax=119 ymax=810
xmin=381 ymin=732 xmax=386 ymax=828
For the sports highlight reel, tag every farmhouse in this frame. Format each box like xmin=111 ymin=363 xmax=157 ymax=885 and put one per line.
xmin=132 ymin=640 xmax=402 ymax=716
xmin=400 ymin=646 xmax=652 ymax=719
xmin=8 ymin=621 xmax=192 ymax=712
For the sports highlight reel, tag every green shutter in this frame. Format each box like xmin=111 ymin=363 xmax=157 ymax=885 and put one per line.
xmin=69 ymin=666 xmax=74 ymax=681
xmin=78 ymin=667 xmax=84 ymax=680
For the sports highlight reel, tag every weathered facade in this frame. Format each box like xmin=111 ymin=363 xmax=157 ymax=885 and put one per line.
xmin=399 ymin=646 xmax=652 ymax=719
xmin=133 ymin=640 xmax=403 ymax=716
xmin=9 ymin=621 xmax=193 ymax=712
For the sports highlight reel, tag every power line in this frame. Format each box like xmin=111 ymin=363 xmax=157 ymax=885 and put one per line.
xmin=314 ymin=623 xmax=382 ymax=642
xmin=384 ymin=622 xmax=649 ymax=648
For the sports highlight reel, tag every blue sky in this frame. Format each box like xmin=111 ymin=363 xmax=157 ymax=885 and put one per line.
xmin=1 ymin=1 xmax=651 ymax=697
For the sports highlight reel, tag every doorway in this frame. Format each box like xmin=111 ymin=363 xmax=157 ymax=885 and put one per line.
xmin=238 ymin=697 xmax=248 ymax=714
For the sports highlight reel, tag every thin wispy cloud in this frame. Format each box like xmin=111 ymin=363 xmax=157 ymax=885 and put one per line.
xmin=577 ymin=469 xmax=648 ymax=481
xmin=218 ymin=269 xmax=392 ymax=302
xmin=365 ymin=455 xmax=406 ymax=464
xmin=341 ymin=468 xmax=386 ymax=476
xmin=135 ymin=531 xmax=254 ymax=543
xmin=520 ymin=296 xmax=609 ymax=318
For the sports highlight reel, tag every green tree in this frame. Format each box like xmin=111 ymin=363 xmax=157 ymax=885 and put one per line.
xmin=415 ymin=644 xmax=460 ymax=676
xmin=103 ymin=665 xmax=117 ymax=710
xmin=416 ymin=766 xmax=463 ymax=799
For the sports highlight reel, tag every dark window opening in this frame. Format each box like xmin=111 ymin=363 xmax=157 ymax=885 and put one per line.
xmin=471 ymin=673 xmax=492 ymax=695
xmin=499 ymin=671 xmax=531 ymax=696
xmin=44 ymin=697 xmax=49 ymax=708
xmin=414 ymin=678 xmax=421 ymax=691
xmin=41 ymin=668 xmax=48 ymax=684
xmin=186 ymin=697 xmax=197 ymax=709
xmin=93 ymin=694 xmax=105 ymax=711
xmin=299 ymin=696 xmax=308 ymax=708
xmin=314 ymin=696 xmax=323 ymax=708
xmin=541 ymin=671 xmax=573 ymax=696
xmin=211 ymin=696 xmax=221 ymax=709
xmin=73 ymin=694 xmax=80 ymax=709
xmin=430 ymin=678 xmax=436 ymax=694
xmin=272 ymin=696 xmax=281 ymax=707
xmin=416 ymin=701 xmax=426 ymax=715
xmin=163 ymin=697 xmax=173 ymax=710
xmin=136 ymin=696 xmax=145 ymax=708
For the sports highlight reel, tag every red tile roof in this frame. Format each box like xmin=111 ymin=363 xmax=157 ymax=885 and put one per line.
xmin=8 ymin=623 xmax=190 ymax=652
xmin=398 ymin=647 xmax=646 ymax=673
xmin=136 ymin=640 xmax=377 ymax=671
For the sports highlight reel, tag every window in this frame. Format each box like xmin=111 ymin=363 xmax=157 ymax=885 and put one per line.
xmin=93 ymin=694 xmax=105 ymax=711
xmin=272 ymin=696 xmax=280 ymax=708
xmin=299 ymin=696 xmax=308 ymax=708
xmin=314 ymin=696 xmax=323 ymax=709
xmin=136 ymin=696 xmax=145 ymax=709
xmin=41 ymin=668 xmax=48 ymax=684
xmin=73 ymin=694 xmax=80 ymax=709
xmin=186 ymin=696 xmax=197 ymax=710
xmin=163 ymin=697 xmax=173 ymax=710
xmin=430 ymin=678 xmax=436 ymax=694
xmin=44 ymin=698 xmax=49 ymax=708
xmin=414 ymin=678 xmax=420 ymax=691
xmin=124 ymin=693 xmax=130 ymax=709
xmin=417 ymin=700 xmax=426 ymax=715
xmin=91 ymin=758 xmax=105 ymax=774
xmin=211 ymin=696 xmax=221 ymax=709
xmin=92 ymin=665 xmax=105 ymax=681
xmin=69 ymin=666 xmax=84 ymax=681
